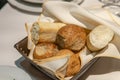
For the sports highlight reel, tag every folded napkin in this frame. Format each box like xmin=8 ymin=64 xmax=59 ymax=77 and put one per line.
xmin=87 ymin=7 xmax=120 ymax=28
xmin=26 ymin=1 xmax=120 ymax=80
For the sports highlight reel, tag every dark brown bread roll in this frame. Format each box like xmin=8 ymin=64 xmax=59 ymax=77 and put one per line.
xmin=56 ymin=24 xmax=86 ymax=51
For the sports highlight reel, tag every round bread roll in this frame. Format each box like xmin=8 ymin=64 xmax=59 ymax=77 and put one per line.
xmin=56 ymin=24 xmax=86 ymax=51
xmin=87 ymin=25 xmax=114 ymax=51
xmin=33 ymin=42 xmax=59 ymax=59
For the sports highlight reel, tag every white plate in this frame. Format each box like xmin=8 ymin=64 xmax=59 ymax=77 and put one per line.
xmin=23 ymin=0 xmax=44 ymax=3
xmin=0 ymin=66 xmax=32 ymax=80
xmin=23 ymin=0 xmax=62 ymax=4
xmin=8 ymin=0 xmax=42 ymax=13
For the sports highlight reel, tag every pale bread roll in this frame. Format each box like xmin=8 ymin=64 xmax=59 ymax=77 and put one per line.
xmin=87 ymin=25 xmax=114 ymax=51
xmin=31 ymin=22 xmax=66 ymax=44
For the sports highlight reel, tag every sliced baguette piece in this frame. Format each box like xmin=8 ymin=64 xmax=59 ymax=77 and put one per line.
xmin=31 ymin=22 xmax=66 ymax=44
xmin=87 ymin=25 xmax=114 ymax=51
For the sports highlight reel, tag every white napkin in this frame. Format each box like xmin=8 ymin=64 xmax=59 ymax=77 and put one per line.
xmin=87 ymin=8 xmax=120 ymax=27
xmin=43 ymin=1 xmax=120 ymax=32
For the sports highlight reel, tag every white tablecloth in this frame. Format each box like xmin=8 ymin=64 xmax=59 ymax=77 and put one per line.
xmin=0 ymin=3 xmax=39 ymax=66
xmin=0 ymin=0 xmax=120 ymax=80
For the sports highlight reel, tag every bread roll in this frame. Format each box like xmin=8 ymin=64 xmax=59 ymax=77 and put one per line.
xmin=87 ymin=25 xmax=114 ymax=51
xmin=31 ymin=22 xmax=66 ymax=44
xmin=56 ymin=24 xmax=86 ymax=51
xmin=65 ymin=53 xmax=81 ymax=77
xmin=56 ymin=49 xmax=74 ymax=56
xmin=34 ymin=49 xmax=74 ymax=64
xmin=33 ymin=42 xmax=59 ymax=59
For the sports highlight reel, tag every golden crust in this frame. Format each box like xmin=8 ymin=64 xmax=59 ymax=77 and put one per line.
xmin=56 ymin=24 xmax=86 ymax=51
xmin=65 ymin=53 xmax=81 ymax=77
xmin=33 ymin=42 xmax=59 ymax=59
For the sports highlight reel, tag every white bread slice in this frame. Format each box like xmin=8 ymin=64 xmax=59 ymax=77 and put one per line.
xmin=87 ymin=25 xmax=114 ymax=51
xmin=31 ymin=22 xmax=66 ymax=44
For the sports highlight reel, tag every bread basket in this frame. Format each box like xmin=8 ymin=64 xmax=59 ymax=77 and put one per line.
xmin=14 ymin=1 xmax=120 ymax=80
xmin=14 ymin=37 xmax=99 ymax=80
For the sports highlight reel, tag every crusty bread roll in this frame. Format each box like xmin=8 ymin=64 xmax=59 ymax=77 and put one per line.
xmin=87 ymin=25 xmax=114 ymax=51
xmin=65 ymin=53 xmax=81 ymax=77
xmin=31 ymin=22 xmax=66 ymax=44
xmin=34 ymin=49 xmax=74 ymax=64
xmin=33 ymin=42 xmax=59 ymax=59
xmin=56 ymin=49 xmax=74 ymax=56
xmin=54 ymin=49 xmax=78 ymax=79
xmin=56 ymin=24 xmax=86 ymax=51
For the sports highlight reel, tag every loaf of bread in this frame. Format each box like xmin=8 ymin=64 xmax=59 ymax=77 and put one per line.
xmin=33 ymin=42 xmax=59 ymax=59
xmin=31 ymin=22 xmax=66 ymax=44
xmin=56 ymin=24 xmax=86 ymax=51
xmin=87 ymin=25 xmax=114 ymax=51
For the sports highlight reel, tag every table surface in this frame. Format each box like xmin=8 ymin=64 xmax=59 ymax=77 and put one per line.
xmin=0 ymin=0 xmax=120 ymax=80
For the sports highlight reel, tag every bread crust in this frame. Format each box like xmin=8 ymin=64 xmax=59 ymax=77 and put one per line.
xmin=31 ymin=22 xmax=66 ymax=44
xmin=65 ymin=53 xmax=81 ymax=77
xmin=33 ymin=42 xmax=59 ymax=59
xmin=56 ymin=24 xmax=86 ymax=51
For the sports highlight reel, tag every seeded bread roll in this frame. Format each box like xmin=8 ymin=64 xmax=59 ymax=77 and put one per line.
xmin=56 ymin=24 xmax=86 ymax=51
xmin=33 ymin=43 xmax=59 ymax=59
xmin=31 ymin=22 xmax=66 ymax=44
xmin=87 ymin=25 xmax=114 ymax=51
